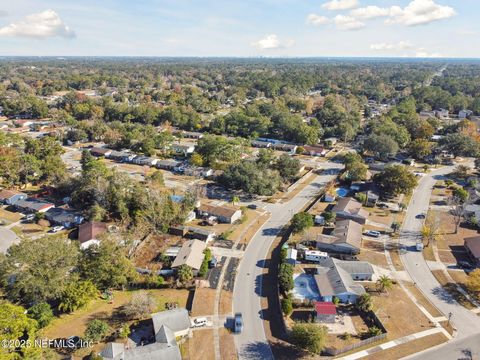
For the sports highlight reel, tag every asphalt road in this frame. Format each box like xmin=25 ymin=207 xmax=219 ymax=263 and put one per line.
xmin=232 ymin=162 xmax=344 ymax=360
xmin=408 ymin=333 xmax=480 ymax=360
xmin=401 ymin=165 xmax=480 ymax=359
xmin=0 ymin=226 xmax=20 ymax=254
xmin=400 ymin=165 xmax=480 ymax=335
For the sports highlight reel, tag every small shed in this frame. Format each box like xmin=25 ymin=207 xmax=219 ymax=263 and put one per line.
xmin=286 ymin=248 xmax=297 ymax=265
xmin=315 ymin=302 xmax=337 ymax=323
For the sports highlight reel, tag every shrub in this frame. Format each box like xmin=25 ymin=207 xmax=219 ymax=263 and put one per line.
xmin=291 ymin=323 xmax=328 ymax=354
xmin=27 ymin=302 xmax=54 ymax=328
xmin=84 ymin=319 xmax=109 ymax=342
xmin=281 ymin=298 xmax=293 ymax=316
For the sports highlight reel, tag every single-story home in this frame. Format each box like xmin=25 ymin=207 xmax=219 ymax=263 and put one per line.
xmin=78 ymin=221 xmax=107 ymax=249
xmin=315 ymin=219 xmax=362 ymax=255
xmin=44 ymin=208 xmax=84 ymax=228
xmin=315 ymin=302 xmax=337 ymax=323
xmin=173 ymin=130 xmax=204 ymax=139
xmin=314 ymin=257 xmax=369 ymax=304
xmin=332 ymin=197 xmax=369 ymax=225
xmin=182 ymin=166 xmax=213 ymax=178
xmin=464 ymin=235 xmax=480 ymax=267
xmin=251 ymin=140 xmax=272 ymax=148
xmin=132 ymin=156 xmax=158 ymax=166
xmin=172 ymin=239 xmax=207 ymax=274
xmin=156 ymin=159 xmax=182 ymax=171
xmin=302 ymin=145 xmax=327 ymax=157
xmin=465 ymin=204 xmax=480 ymax=224
xmin=172 ymin=143 xmax=195 ymax=156
xmin=197 ymin=203 xmax=242 ymax=224
xmin=15 ymin=198 xmax=55 ymax=213
xmin=107 ymin=150 xmax=136 ymax=162
xmin=100 ymin=308 xmax=189 ymax=360
xmin=90 ymin=147 xmax=112 ymax=157
xmin=169 ymin=225 xmax=189 ymax=237
xmin=0 ymin=189 xmax=27 ymax=205
xmin=271 ymin=143 xmax=297 ymax=154
xmin=186 ymin=226 xmax=216 ymax=243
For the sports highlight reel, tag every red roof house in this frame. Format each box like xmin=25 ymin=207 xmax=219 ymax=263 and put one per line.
xmin=315 ymin=302 xmax=337 ymax=323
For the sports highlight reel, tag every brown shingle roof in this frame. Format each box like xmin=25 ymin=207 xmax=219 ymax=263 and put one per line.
xmin=0 ymin=189 xmax=26 ymax=200
xmin=171 ymin=240 xmax=206 ymax=270
xmin=333 ymin=197 xmax=369 ymax=219
xmin=198 ymin=203 xmax=240 ymax=219
xmin=78 ymin=222 xmax=107 ymax=243
xmin=465 ymin=236 xmax=480 ymax=259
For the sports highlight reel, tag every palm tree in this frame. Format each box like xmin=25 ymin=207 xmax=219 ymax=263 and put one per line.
xmin=376 ymin=275 xmax=393 ymax=294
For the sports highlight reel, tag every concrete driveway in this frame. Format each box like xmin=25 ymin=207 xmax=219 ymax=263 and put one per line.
xmin=232 ymin=161 xmax=344 ymax=360
xmin=0 ymin=226 xmax=20 ymax=254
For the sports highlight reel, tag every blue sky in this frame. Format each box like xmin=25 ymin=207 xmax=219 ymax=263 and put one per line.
xmin=0 ymin=0 xmax=478 ymax=57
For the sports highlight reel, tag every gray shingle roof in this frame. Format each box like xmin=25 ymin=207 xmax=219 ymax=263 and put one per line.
xmin=314 ymin=258 xmax=367 ymax=297
xmin=151 ymin=308 xmax=191 ymax=335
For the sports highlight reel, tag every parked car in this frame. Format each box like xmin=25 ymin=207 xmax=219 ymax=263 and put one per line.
xmin=247 ymin=204 xmax=257 ymax=210
xmin=50 ymin=226 xmax=65 ymax=233
xmin=23 ymin=214 xmax=35 ymax=222
xmin=234 ymin=313 xmax=243 ymax=333
xmin=457 ymin=261 xmax=473 ymax=270
xmin=191 ymin=317 xmax=208 ymax=328
xmin=416 ymin=214 xmax=426 ymax=219
xmin=365 ymin=230 xmax=381 ymax=238
xmin=377 ymin=203 xmax=388 ymax=209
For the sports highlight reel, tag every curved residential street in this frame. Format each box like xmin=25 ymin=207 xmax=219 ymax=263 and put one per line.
xmin=400 ymin=165 xmax=480 ymax=359
xmin=233 ymin=162 xmax=344 ymax=360
xmin=0 ymin=226 xmax=20 ymax=254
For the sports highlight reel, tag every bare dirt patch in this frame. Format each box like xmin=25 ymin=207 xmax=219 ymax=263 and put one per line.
xmin=219 ymin=328 xmax=237 ymax=360
xmin=191 ymin=288 xmax=216 ymax=316
xmin=189 ymin=329 xmax=215 ymax=360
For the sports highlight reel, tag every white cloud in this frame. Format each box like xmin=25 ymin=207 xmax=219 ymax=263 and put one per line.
xmin=350 ymin=6 xmax=393 ymax=19
xmin=370 ymin=41 xmax=413 ymax=51
xmin=334 ymin=15 xmax=365 ymax=30
xmin=0 ymin=9 xmax=75 ymax=39
xmin=387 ymin=0 xmax=456 ymax=26
xmin=321 ymin=0 xmax=359 ymax=11
xmin=416 ymin=50 xmax=443 ymax=58
xmin=0 ymin=10 xmax=8 ymax=17
xmin=306 ymin=14 xmax=330 ymax=26
xmin=252 ymin=34 xmax=294 ymax=50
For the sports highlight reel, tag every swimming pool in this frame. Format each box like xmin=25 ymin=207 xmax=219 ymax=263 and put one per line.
xmin=336 ymin=188 xmax=350 ymax=197
xmin=292 ymin=273 xmax=321 ymax=301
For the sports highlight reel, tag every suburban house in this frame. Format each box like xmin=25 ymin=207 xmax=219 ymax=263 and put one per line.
xmin=271 ymin=143 xmax=297 ymax=154
xmin=78 ymin=221 xmax=107 ymax=249
xmin=315 ymin=302 xmax=337 ymax=323
xmin=171 ymin=239 xmax=207 ymax=275
xmin=15 ymin=198 xmax=55 ymax=213
xmin=0 ymin=189 xmax=27 ymax=205
xmin=286 ymin=248 xmax=298 ymax=265
xmin=100 ymin=308 xmax=190 ymax=360
xmin=90 ymin=147 xmax=112 ymax=157
xmin=332 ymin=197 xmax=369 ymax=224
xmin=169 ymin=225 xmax=189 ymax=237
xmin=107 ymin=150 xmax=136 ymax=162
xmin=182 ymin=166 xmax=213 ymax=178
xmin=132 ymin=156 xmax=158 ymax=166
xmin=197 ymin=203 xmax=242 ymax=224
xmin=44 ymin=208 xmax=85 ymax=228
xmin=186 ymin=226 xmax=216 ymax=243
xmin=332 ymin=258 xmax=374 ymax=281
xmin=465 ymin=204 xmax=480 ymax=224
xmin=251 ymin=140 xmax=272 ymax=148
xmin=459 ymin=109 xmax=473 ymax=119
xmin=315 ymin=220 xmax=363 ymax=255
xmin=173 ymin=130 xmax=204 ymax=139
xmin=464 ymin=235 xmax=480 ymax=267
xmin=314 ymin=257 xmax=370 ymax=303
xmin=156 ymin=159 xmax=182 ymax=171
xmin=350 ymin=182 xmax=380 ymax=206
xmin=172 ymin=143 xmax=195 ymax=156
xmin=302 ymin=145 xmax=327 ymax=157
xmin=434 ymin=108 xmax=449 ymax=119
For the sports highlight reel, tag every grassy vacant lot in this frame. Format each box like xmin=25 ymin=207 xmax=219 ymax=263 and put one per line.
xmin=366 ymin=332 xmax=448 ymax=360
xmin=43 ymin=289 xmax=190 ymax=340
xmin=370 ymin=285 xmax=433 ymax=339
xmin=188 ymin=329 xmax=215 ymax=360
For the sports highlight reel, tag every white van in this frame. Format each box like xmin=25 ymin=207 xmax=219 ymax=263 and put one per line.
xmin=191 ymin=317 xmax=208 ymax=328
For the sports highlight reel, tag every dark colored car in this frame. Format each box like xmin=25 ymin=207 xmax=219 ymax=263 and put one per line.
xmin=234 ymin=313 xmax=243 ymax=333
xmin=247 ymin=204 xmax=257 ymax=210
xmin=416 ymin=214 xmax=426 ymax=219
xmin=458 ymin=261 xmax=473 ymax=270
